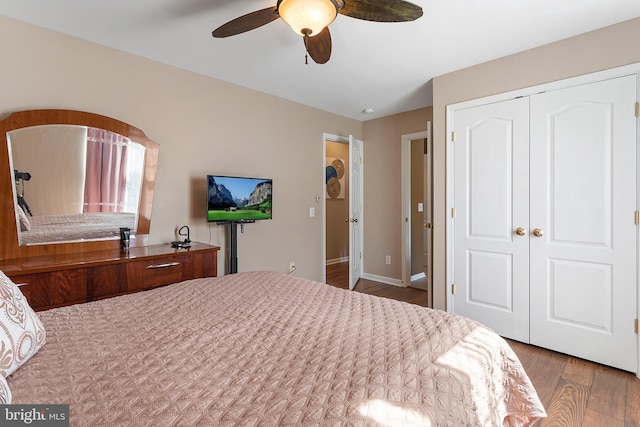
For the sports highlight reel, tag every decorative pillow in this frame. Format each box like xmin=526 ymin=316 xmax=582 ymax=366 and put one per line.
xmin=16 ymin=205 xmax=30 ymax=232
xmin=0 ymin=270 xmax=46 ymax=378
xmin=0 ymin=374 xmax=10 ymax=404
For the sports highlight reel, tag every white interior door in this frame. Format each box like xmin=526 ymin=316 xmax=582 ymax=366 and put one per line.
xmin=452 ymin=97 xmax=531 ymax=342
xmin=348 ymin=135 xmax=363 ymax=290
xmin=529 ymin=75 xmax=638 ymax=372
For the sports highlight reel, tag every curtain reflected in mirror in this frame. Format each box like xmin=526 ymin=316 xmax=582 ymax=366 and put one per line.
xmin=84 ymin=127 xmax=144 ymax=214
xmin=8 ymin=125 xmax=146 ymax=245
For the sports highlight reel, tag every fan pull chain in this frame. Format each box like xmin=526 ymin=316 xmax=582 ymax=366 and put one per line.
xmin=304 ymin=33 xmax=309 ymax=65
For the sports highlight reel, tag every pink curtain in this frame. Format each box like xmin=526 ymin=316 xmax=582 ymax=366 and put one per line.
xmin=83 ymin=128 xmax=129 ymax=213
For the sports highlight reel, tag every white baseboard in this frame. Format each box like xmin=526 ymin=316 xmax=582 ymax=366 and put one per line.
xmin=326 ymin=257 xmax=349 ymax=266
xmin=361 ymin=272 xmax=404 ymax=287
xmin=411 ymin=272 xmax=426 ymax=281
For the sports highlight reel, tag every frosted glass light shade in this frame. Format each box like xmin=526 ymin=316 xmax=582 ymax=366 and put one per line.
xmin=279 ymin=0 xmax=338 ymax=36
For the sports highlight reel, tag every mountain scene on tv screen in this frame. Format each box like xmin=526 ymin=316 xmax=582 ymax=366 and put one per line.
xmin=207 ymin=176 xmax=272 ymax=221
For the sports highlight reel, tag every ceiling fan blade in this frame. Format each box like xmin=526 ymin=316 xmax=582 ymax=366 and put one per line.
xmin=339 ymin=0 xmax=423 ymax=22
xmin=212 ymin=7 xmax=280 ymax=38
xmin=304 ymin=27 xmax=332 ymax=64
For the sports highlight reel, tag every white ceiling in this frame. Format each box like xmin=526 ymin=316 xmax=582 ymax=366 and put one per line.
xmin=1 ymin=0 xmax=639 ymax=120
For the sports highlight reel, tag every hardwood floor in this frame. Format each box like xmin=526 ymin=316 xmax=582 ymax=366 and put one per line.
xmin=325 ymin=262 xmax=640 ymax=427
xmin=326 ymin=261 xmax=428 ymax=307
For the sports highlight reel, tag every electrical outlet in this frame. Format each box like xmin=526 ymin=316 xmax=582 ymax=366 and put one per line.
xmin=385 ymin=256 xmax=391 ymax=265
xmin=289 ymin=261 xmax=296 ymax=272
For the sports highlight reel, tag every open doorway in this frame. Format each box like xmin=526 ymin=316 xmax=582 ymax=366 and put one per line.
xmin=401 ymin=123 xmax=433 ymax=307
xmin=325 ymin=139 xmax=350 ymax=288
xmin=322 ymin=134 xmax=363 ymax=289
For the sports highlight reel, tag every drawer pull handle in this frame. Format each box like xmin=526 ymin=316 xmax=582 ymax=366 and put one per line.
xmin=146 ymin=262 xmax=180 ymax=269
xmin=16 ymin=282 xmax=27 ymax=287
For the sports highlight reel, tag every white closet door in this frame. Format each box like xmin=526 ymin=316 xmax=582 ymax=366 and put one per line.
xmin=452 ymin=97 xmax=531 ymax=342
xmin=529 ymin=75 xmax=638 ymax=372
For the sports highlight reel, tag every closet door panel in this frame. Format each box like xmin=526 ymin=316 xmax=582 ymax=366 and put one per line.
xmin=529 ymin=75 xmax=637 ymax=372
xmin=452 ymin=98 xmax=530 ymax=342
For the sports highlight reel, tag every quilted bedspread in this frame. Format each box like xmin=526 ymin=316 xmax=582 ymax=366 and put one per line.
xmin=8 ymin=271 xmax=545 ymax=426
xmin=20 ymin=212 xmax=136 ymax=244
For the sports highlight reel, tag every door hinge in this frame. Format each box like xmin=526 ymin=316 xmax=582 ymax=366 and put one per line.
xmin=635 ymin=102 xmax=639 ymax=117
xmin=635 ymin=210 xmax=639 ymax=225
xmin=451 ymin=131 xmax=456 ymax=142
xmin=635 ymin=318 xmax=638 ymax=334
xmin=451 ymin=283 xmax=456 ymax=295
xmin=451 ymin=208 xmax=456 ymax=218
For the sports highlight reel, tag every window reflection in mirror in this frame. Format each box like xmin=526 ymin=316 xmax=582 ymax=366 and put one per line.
xmin=8 ymin=125 xmax=146 ymax=246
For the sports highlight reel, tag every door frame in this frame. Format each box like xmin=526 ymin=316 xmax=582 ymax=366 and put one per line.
xmin=445 ymin=62 xmax=640 ymax=377
xmin=401 ymin=128 xmax=431 ymax=298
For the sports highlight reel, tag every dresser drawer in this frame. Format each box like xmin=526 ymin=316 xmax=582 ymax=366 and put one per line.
xmin=92 ymin=264 xmax=129 ymax=300
xmin=126 ymin=255 xmax=186 ymax=290
xmin=12 ymin=269 xmax=88 ymax=311
xmin=182 ymin=250 xmax=218 ymax=280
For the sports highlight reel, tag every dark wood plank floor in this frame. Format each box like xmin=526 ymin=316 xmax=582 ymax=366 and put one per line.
xmin=325 ymin=262 xmax=640 ymax=427
xmin=326 ymin=261 xmax=429 ymax=307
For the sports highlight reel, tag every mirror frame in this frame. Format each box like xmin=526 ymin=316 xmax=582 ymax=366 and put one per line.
xmin=0 ymin=109 xmax=159 ymax=260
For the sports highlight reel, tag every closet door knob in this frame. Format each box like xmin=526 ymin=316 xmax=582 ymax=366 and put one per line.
xmin=515 ymin=227 xmax=527 ymax=236
xmin=532 ymin=228 xmax=544 ymax=237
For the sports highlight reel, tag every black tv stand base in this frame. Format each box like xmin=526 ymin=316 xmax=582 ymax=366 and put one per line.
xmin=229 ymin=222 xmax=238 ymax=274
xmin=226 ymin=221 xmax=255 ymax=274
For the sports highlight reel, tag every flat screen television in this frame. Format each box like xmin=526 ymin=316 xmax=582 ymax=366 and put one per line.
xmin=207 ymin=175 xmax=272 ymax=223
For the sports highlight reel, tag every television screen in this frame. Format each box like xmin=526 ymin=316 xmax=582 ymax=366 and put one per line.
xmin=207 ymin=175 xmax=272 ymax=222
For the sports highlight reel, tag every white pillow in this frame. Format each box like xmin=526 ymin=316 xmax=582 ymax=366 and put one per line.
xmin=0 ymin=375 xmax=11 ymax=404
xmin=0 ymin=269 xmax=46 ymax=377
xmin=16 ymin=205 xmax=30 ymax=232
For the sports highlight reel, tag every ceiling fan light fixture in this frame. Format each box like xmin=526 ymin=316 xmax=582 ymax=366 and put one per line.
xmin=279 ymin=0 xmax=339 ymax=36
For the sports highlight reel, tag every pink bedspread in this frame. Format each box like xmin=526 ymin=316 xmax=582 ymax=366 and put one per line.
xmin=8 ymin=271 xmax=545 ymax=426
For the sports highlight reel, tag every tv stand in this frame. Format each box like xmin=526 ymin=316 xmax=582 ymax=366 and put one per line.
xmin=225 ymin=220 xmax=255 ymax=274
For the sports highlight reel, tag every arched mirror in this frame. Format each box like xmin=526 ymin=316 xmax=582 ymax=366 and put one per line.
xmin=0 ymin=110 xmax=158 ymax=259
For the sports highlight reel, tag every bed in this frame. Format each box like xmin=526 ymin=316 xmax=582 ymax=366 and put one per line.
xmin=17 ymin=211 xmax=136 ymax=245
xmin=1 ymin=270 xmax=546 ymax=426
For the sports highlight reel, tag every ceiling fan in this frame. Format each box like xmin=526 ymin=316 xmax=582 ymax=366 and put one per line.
xmin=212 ymin=0 xmax=423 ymax=64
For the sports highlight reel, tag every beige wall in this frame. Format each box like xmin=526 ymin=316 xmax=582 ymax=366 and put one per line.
xmin=362 ymin=107 xmax=432 ymax=281
xmin=325 ymin=141 xmax=349 ymax=263
xmin=0 ymin=16 xmax=362 ymax=281
xmin=432 ymin=17 xmax=640 ymax=309
xmin=10 ymin=126 xmax=87 ymax=215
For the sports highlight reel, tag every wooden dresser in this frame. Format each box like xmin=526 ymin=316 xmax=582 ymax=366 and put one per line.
xmin=0 ymin=242 xmax=219 ymax=311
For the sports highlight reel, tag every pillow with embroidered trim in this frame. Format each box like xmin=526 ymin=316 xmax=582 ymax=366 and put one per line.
xmin=0 ymin=269 xmax=46 ymax=378
xmin=0 ymin=374 xmax=11 ymax=404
